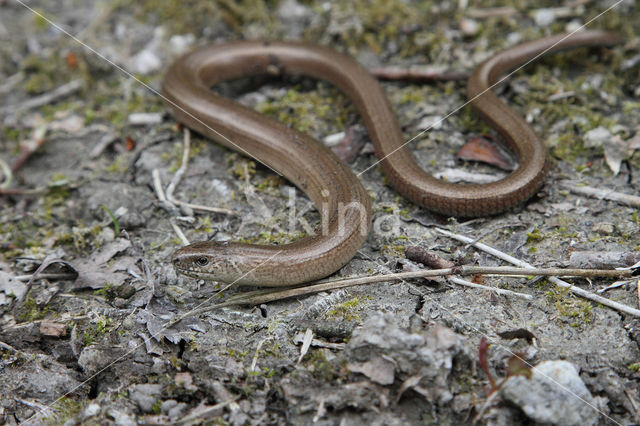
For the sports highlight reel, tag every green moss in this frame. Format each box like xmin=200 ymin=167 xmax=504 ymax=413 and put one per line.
xmin=628 ymin=362 xmax=640 ymax=372
xmin=457 ymin=105 xmax=492 ymax=134
xmin=238 ymin=230 xmax=307 ymax=245
xmin=326 ymin=296 xmax=363 ymax=321
xmin=226 ymin=348 xmax=249 ymax=361
xmin=381 ymin=244 xmax=406 ymax=258
xmin=197 ymin=216 xmax=214 ymax=234
xmin=83 ymin=315 xmax=114 ymax=345
xmin=307 ymin=349 xmax=336 ymax=382
xmin=24 ymin=73 xmax=55 ymax=95
xmin=43 ymin=173 xmax=71 ymax=216
xmin=16 ymin=293 xmax=50 ymax=322
xmin=546 ymin=287 xmax=593 ymax=325
xmin=93 ymin=283 xmax=116 ymax=302
xmin=127 ymin=0 xmax=279 ymax=35
xmin=54 ymin=224 xmax=103 ymax=254
xmin=256 ymin=175 xmax=285 ymax=190
xmin=526 ymin=227 xmax=543 ymax=244
xmin=43 ymin=397 xmax=82 ymax=426
xmin=255 ymin=85 xmax=352 ymax=134
xmin=32 ymin=9 xmax=50 ymax=31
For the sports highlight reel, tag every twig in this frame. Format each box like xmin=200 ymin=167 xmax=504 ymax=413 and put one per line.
xmin=0 ymin=72 xmax=24 ymax=95
xmin=176 ymin=398 xmax=238 ymax=424
xmin=14 ymin=272 xmax=77 ymax=282
xmin=152 ymin=168 xmax=168 ymax=203
xmin=168 ymin=263 xmax=636 ymax=321
xmin=558 ymin=180 xmax=640 ymax=208
xmin=89 ymin=132 xmax=119 ymax=159
xmin=0 ymin=157 xmax=12 ymax=189
xmin=165 ymin=128 xmax=235 ymax=215
xmin=0 ymin=79 xmax=82 ymax=115
xmin=15 ymin=398 xmax=50 ymax=413
xmin=466 ymin=6 xmax=518 ymax=19
xmin=165 ymin=128 xmax=191 ymax=201
xmin=0 ymin=340 xmax=23 ymax=354
xmin=250 ymin=338 xmax=268 ymax=373
xmin=170 ymin=219 xmax=190 ymax=245
xmin=10 ymin=126 xmax=48 ymax=173
xmin=448 ymin=277 xmax=533 ymax=300
xmin=433 ymin=228 xmax=640 ymax=317
xmin=624 ymin=388 xmax=640 ymax=425
xmin=371 ymin=66 xmax=469 ymax=82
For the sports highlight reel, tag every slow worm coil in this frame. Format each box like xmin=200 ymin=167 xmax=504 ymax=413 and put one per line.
xmin=163 ymin=30 xmax=620 ymax=286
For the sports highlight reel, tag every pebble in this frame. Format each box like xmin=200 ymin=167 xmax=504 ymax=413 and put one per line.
xmin=459 ymin=18 xmax=479 ymax=37
xmin=583 ymin=126 xmax=611 ymax=149
xmin=533 ymin=8 xmax=556 ymax=27
xmin=500 ymin=360 xmax=597 ymax=426
xmin=129 ymin=383 xmax=163 ymax=413
xmin=169 ymin=34 xmax=195 ymax=54
xmin=591 ymin=222 xmax=614 ymax=236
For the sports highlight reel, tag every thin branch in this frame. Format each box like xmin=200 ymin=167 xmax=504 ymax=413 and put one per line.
xmin=0 ymin=157 xmax=12 ymax=189
xmin=170 ymin=219 xmax=190 ymax=245
xmin=165 ymin=128 xmax=235 ymax=215
xmin=433 ymin=227 xmax=640 ymax=317
xmin=165 ymin=127 xmax=191 ymax=201
xmin=371 ymin=66 xmax=469 ymax=82
xmin=449 ymin=277 xmax=533 ymax=300
xmin=167 ymin=262 xmax=637 ymax=321
xmin=559 ymin=180 xmax=640 ymax=208
xmin=0 ymin=79 xmax=82 ymax=115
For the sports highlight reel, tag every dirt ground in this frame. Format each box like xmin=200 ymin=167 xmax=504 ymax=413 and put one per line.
xmin=1 ymin=0 xmax=640 ymax=424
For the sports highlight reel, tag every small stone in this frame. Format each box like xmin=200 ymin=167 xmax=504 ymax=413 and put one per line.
xmin=108 ymin=409 xmax=136 ymax=426
xmin=533 ymin=8 xmax=556 ymax=27
xmin=132 ymin=49 xmax=161 ymax=74
xmin=565 ymin=19 xmax=583 ymax=33
xmin=584 ymin=126 xmax=611 ymax=148
xmin=39 ymin=320 xmax=67 ymax=337
xmin=169 ymin=34 xmax=195 ymax=54
xmin=129 ymin=383 xmax=162 ymax=413
xmin=591 ymin=222 xmax=614 ymax=236
xmin=459 ymin=18 xmax=479 ymax=36
xmin=117 ymin=283 xmax=136 ymax=299
xmin=161 ymin=399 xmax=178 ymax=414
xmin=500 ymin=360 xmax=597 ymax=426
xmin=168 ymin=402 xmax=188 ymax=419
xmin=417 ymin=115 xmax=443 ymax=130
xmin=348 ymin=356 xmax=395 ymax=385
xmin=81 ymin=402 xmax=101 ymax=420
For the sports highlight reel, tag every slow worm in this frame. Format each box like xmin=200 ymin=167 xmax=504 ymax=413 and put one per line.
xmin=162 ymin=30 xmax=620 ymax=286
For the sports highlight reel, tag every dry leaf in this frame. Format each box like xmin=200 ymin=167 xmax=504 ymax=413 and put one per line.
xmin=456 ymin=135 xmax=517 ymax=170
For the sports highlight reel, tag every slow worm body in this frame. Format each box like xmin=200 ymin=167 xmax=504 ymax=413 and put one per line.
xmin=163 ymin=31 xmax=620 ymax=286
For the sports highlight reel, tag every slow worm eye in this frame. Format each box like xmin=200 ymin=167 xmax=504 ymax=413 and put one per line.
xmin=196 ymin=257 xmax=209 ymax=267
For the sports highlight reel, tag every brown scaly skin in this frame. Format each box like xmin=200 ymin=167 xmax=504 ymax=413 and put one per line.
xmin=162 ymin=31 xmax=621 ymax=286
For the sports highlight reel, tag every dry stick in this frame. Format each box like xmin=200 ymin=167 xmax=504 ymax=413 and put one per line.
xmin=433 ymin=227 xmax=640 ymax=317
xmin=0 ymin=79 xmax=82 ymax=115
xmin=177 ymin=398 xmax=238 ymax=424
xmin=166 ymin=128 xmax=235 ymax=215
xmin=371 ymin=66 xmax=469 ymax=82
xmin=449 ymin=277 xmax=533 ymax=300
xmin=168 ymin=264 xmax=636 ymax=323
xmin=558 ymin=180 xmax=640 ymax=208
xmin=170 ymin=220 xmax=190 ymax=245
xmin=0 ymin=157 xmax=11 ymax=189
xmin=0 ymin=72 xmax=24 ymax=95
